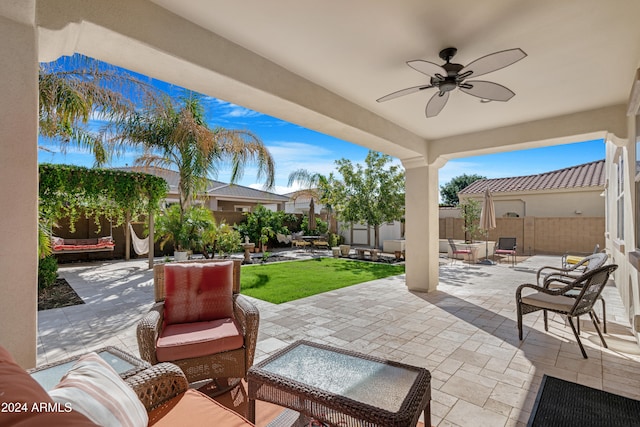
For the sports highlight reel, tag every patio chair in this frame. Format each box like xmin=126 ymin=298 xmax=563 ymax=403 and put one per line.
xmin=494 ymin=237 xmax=517 ymax=266
xmin=137 ymin=259 xmax=259 ymax=396
xmin=447 ymin=238 xmax=472 ymax=266
xmin=537 ymin=252 xmax=609 ymax=332
xmin=562 ymin=244 xmax=600 ymax=269
xmin=536 ymin=252 xmax=608 ymax=286
xmin=516 ymin=264 xmax=617 ymax=358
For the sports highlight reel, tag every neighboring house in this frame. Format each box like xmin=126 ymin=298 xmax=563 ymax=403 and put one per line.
xmin=118 ymin=166 xmax=289 ymax=212
xmin=457 ymin=160 xmax=605 ymax=218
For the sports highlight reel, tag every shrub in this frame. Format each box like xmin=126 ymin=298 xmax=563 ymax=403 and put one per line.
xmin=38 ymin=255 xmax=58 ymax=289
xmin=216 ymin=223 xmax=242 ymax=256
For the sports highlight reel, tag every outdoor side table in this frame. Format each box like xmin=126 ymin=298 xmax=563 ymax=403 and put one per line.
xmin=29 ymin=346 xmax=151 ymax=391
xmin=248 ymin=340 xmax=431 ymax=427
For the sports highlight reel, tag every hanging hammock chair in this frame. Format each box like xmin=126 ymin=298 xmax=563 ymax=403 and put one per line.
xmin=128 ymin=223 xmax=149 ymax=256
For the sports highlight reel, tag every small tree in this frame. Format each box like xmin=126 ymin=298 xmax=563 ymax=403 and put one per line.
xmin=331 ymin=151 xmax=405 ymax=248
xmin=440 ymin=174 xmax=486 ymax=206
xmin=460 ymin=198 xmax=482 ymax=243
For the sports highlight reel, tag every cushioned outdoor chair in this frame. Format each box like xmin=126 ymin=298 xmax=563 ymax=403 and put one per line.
xmin=447 ymin=238 xmax=472 ymax=266
xmin=536 ymin=252 xmax=608 ymax=287
xmin=137 ymin=259 xmax=259 ymax=395
xmin=561 ymin=244 xmax=600 ymax=270
xmin=516 ymin=264 xmax=617 ymax=358
xmin=494 ymin=237 xmax=517 ymax=266
xmin=537 ymin=252 xmax=609 ymax=332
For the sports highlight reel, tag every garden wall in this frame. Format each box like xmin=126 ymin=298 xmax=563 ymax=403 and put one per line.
xmin=439 ymin=216 xmax=605 ymax=255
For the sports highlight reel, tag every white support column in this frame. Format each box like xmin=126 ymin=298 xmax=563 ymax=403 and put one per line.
xmin=403 ymin=158 xmax=441 ymax=292
xmin=0 ymin=4 xmax=39 ymax=368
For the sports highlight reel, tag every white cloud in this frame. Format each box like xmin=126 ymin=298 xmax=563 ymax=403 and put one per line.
xmin=205 ymin=98 xmax=264 ymax=119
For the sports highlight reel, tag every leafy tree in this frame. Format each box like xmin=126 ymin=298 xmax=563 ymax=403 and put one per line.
xmin=112 ymin=92 xmax=275 ymax=219
xmin=331 ymin=151 xmax=405 ymax=248
xmin=39 ymin=54 xmax=153 ymax=165
xmin=237 ymin=205 xmax=294 ymax=251
xmin=440 ymin=174 xmax=486 ymax=206
xmin=460 ymin=198 xmax=483 ymax=242
xmin=154 ymin=204 xmax=216 ymax=252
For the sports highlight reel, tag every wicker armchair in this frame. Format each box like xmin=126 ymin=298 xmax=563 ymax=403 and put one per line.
xmin=536 ymin=252 xmax=608 ymax=287
xmin=137 ymin=259 xmax=259 ymax=392
xmin=516 ymin=264 xmax=617 ymax=358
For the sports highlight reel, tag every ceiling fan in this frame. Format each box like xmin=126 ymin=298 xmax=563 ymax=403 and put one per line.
xmin=376 ymin=47 xmax=527 ymax=117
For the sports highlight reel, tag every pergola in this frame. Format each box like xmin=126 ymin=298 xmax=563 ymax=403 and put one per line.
xmin=1 ymin=1 xmax=639 ymax=367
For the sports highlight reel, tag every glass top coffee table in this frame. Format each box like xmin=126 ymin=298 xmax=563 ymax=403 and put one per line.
xmin=248 ymin=340 xmax=431 ymax=427
xmin=29 ymin=346 xmax=150 ymax=391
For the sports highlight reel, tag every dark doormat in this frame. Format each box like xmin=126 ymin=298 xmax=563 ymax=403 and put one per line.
xmin=528 ymin=375 xmax=640 ymax=427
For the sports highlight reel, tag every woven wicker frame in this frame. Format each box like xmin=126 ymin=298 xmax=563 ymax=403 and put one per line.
xmin=248 ymin=340 xmax=431 ymax=427
xmin=516 ymin=264 xmax=617 ymax=358
xmin=125 ymin=362 xmax=189 ymax=413
xmin=137 ymin=259 xmax=259 ymax=384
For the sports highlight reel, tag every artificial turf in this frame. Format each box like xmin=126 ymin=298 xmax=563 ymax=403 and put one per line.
xmin=240 ymin=257 xmax=405 ymax=304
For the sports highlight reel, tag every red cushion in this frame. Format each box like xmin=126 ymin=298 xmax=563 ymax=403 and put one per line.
xmin=156 ymin=318 xmax=243 ymax=362
xmin=149 ymin=389 xmax=254 ymax=427
xmin=0 ymin=346 xmax=97 ymax=426
xmin=164 ymin=262 xmax=234 ymax=325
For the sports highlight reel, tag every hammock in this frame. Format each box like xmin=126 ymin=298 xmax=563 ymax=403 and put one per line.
xmin=128 ymin=223 xmax=149 ymax=255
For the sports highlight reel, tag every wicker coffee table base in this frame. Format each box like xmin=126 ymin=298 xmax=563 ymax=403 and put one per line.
xmin=248 ymin=341 xmax=431 ymax=427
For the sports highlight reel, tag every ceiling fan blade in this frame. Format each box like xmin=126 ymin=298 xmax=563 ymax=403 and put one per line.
xmin=407 ymin=60 xmax=448 ymax=78
xmin=376 ymin=85 xmax=433 ymax=102
xmin=459 ymin=80 xmax=515 ymax=101
xmin=426 ymin=91 xmax=449 ymax=117
xmin=459 ymin=48 xmax=526 ymax=78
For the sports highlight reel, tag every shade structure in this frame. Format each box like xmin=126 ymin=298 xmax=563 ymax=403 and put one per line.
xmin=479 ymin=187 xmax=496 ymax=264
xmin=308 ymin=198 xmax=317 ymax=231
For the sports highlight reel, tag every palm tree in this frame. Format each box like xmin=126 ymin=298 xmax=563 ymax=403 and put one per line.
xmin=112 ymin=92 xmax=275 ymax=218
xmin=39 ymin=54 xmax=154 ymax=165
xmin=287 ymin=169 xmax=336 ymax=233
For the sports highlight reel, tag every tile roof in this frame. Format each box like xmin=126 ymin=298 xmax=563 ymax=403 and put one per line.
xmin=458 ymin=160 xmax=605 ymax=195
xmin=116 ymin=166 xmax=289 ymax=202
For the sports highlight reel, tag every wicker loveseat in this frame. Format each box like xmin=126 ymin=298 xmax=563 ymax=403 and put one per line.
xmin=0 ymin=345 xmax=254 ymax=426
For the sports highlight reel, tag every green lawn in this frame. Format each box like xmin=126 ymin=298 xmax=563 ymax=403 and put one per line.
xmin=240 ymin=258 xmax=405 ymax=304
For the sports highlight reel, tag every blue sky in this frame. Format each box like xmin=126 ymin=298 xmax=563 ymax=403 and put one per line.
xmin=38 ymin=57 xmax=605 ymax=196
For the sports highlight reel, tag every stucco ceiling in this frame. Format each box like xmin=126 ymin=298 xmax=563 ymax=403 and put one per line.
xmin=149 ymin=0 xmax=640 ymax=142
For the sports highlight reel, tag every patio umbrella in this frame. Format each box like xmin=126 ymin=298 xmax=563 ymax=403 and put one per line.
xmin=479 ymin=186 xmax=496 ymax=265
xmin=308 ymin=197 xmax=317 ymax=232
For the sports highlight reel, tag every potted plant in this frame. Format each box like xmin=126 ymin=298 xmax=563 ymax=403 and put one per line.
xmin=155 ymin=205 xmax=215 ymax=260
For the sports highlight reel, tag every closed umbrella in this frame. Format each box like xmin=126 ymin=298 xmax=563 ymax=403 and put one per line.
xmin=479 ymin=187 xmax=496 ymax=265
xmin=308 ymin=198 xmax=317 ymax=232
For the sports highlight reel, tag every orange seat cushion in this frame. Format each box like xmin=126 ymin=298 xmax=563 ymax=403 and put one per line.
xmin=0 ymin=346 xmax=97 ymax=426
xmin=156 ymin=318 xmax=244 ymax=362
xmin=164 ymin=262 xmax=234 ymax=325
xmin=149 ymin=389 xmax=254 ymax=426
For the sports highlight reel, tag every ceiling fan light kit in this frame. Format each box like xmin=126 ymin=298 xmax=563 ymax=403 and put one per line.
xmin=377 ymin=47 xmax=527 ymax=117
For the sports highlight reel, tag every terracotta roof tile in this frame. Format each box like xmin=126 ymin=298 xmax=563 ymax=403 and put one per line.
xmin=459 ymin=160 xmax=605 ymax=195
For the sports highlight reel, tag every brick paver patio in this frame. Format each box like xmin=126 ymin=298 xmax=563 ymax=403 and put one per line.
xmin=37 ymin=252 xmax=640 ymax=426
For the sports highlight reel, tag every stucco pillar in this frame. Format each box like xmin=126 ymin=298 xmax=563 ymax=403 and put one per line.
xmin=403 ymin=160 xmax=440 ymax=292
xmin=0 ymin=4 xmax=38 ymax=367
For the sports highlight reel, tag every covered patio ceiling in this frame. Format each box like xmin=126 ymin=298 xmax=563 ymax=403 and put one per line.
xmin=37 ymin=0 xmax=640 ymax=163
